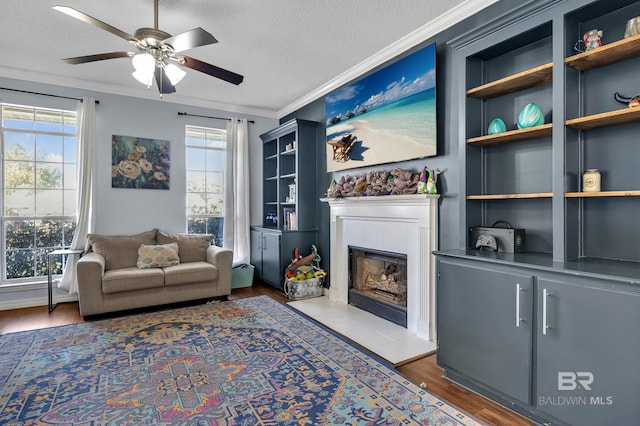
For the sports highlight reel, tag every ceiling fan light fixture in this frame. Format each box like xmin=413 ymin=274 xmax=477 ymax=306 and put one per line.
xmin=132 ymin=53 xmax=155 ymax=73
xmin=164 ymin=63 xmax=186 ymax=85
xmin=132 ymin=69 xmax=154 ymax=87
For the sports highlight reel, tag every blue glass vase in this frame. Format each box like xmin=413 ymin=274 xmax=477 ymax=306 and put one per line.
xmin=517 ymin=103 xmax=545 ymax=129
xmin=488 ymin=118 xmax=506 ymax=135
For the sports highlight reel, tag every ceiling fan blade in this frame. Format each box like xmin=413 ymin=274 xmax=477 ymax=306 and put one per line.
xmin=155 ymin=68 xmax=177 ymax=94
xmin=52 ymin=5 xmax=138 ymax=43
xmin=163 ymin=27 xmax=218 ymax=53
xmin=62 ymin=51 xmax=136 ymax=64
xmin=176 ymin=56 xmax=244 ymax=85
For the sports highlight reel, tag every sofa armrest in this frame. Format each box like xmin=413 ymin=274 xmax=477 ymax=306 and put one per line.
xmin=77 ymin=252 xmax=106 ymax=316
xmin=206 ymin=246 xmax=233 ymax=294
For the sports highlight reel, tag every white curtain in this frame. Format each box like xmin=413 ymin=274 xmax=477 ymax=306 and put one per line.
xmin=60 ymin=97 xmax=96 ymax=294
xmin=223 ymin=118 xmax=250 ymax=264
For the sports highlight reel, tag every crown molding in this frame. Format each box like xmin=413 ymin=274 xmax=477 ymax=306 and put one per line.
xmin=0 ymin=66 xmax=279 ymax=119
xmin=277 ymin=0 xmax=500 ymax=119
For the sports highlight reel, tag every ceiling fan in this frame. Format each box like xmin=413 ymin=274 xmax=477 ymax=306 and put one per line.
xmin=53 ymin=0 xmax=244 ymax=95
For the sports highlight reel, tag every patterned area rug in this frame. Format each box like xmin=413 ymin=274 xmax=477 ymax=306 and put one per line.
xmin=0 ymin=296 xmax=483 ymax=425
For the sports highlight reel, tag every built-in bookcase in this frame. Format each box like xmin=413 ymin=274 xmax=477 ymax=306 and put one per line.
xmin=465 ymin=22 xmax=554 ymax=254
xmin=457 ymin=0 xmax=640 ymax=269
xmin=260 ymin=118 xmax=317 ymax=231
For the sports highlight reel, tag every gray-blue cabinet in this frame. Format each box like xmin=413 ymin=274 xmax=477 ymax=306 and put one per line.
xmin=435 ymin=252 xmax=640 ymax=425
xmin=437 ymin=259 xmax=533 ymax=405
xmin=535 ymin=277 xmax=640 ymax=425
xmin=250 ymin=228 xmax=281 ymax=287
xmin=250 ymin=227 xmax=318 ymax=289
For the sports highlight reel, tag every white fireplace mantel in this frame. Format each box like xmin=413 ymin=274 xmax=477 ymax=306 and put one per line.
xmin=322 ymin=194 xmax=439 ymax=341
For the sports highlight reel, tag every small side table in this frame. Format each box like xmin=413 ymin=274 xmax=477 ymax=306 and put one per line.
xmin=48 ymin=249 xmax=83 ymax=313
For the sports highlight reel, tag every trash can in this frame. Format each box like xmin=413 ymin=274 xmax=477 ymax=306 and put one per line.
xmin=231 ymin=263 xmax=254 ymax=289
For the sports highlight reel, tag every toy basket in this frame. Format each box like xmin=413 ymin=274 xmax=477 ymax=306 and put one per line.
xmin=284 ymin=276 xmax=324 ymax=300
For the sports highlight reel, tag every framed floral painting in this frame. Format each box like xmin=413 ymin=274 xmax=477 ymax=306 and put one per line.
xmin=112 ymin=135 xmax=170 ymax=189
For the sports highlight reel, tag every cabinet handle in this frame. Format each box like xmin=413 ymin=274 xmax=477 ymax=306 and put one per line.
xmin=515 ymin=283 xmax=522 ymax=327
xmin=542 ymin=288 xmax=550 ymax=335
xmin=262 ymin=236 xmax=266 ymax=251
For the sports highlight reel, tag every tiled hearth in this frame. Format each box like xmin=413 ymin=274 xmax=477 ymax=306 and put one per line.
xmin=288 ymin=194 xmax=439 ymax=364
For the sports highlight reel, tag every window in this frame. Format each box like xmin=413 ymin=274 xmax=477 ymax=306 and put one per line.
xmin=1 ymin=104 xmax=77 ymax=281
xmin=185 ymin=126 xmax=225 ymax=246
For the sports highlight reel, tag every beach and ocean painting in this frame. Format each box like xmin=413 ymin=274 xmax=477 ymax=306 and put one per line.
xmin=325 ymin=43 xmax=436 ymax=172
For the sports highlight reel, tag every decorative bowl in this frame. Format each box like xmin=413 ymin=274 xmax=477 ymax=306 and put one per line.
xmin=488 ymin=118 xmax=506 ymax=135
xmin=517 ymin=103 xmax=545 ymax=129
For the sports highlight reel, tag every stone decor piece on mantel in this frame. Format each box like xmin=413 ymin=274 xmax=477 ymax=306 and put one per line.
xmin=328 ymin=167 xmax=440 ymax=198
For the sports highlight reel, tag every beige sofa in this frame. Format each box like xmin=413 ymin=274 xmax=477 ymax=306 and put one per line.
xmin=77 ymin=228 xmax=232 ymax=317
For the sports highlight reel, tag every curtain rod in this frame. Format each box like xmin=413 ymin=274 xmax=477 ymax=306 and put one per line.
xmin=178 ymin=111 xmax=254 ymax=123
xmin=0 ymin=87 xmax=99 ymax=104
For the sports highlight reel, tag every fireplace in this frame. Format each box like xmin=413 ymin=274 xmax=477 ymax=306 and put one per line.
xmin=348 ymin=246 xmax=407 ymax=327
xmin=324 ymin=194 xmax=439 ymax=341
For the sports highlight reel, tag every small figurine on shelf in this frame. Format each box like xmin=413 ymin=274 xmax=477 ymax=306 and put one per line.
xmin=418 ymin=167 xmax=440 ymax=194
xmin=614 ymin=92 xmax=640 ymax=108
xmin=574 ymin=29 xmax=603 ymax=52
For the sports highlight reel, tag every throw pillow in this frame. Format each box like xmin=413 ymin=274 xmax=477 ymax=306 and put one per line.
xmin=156 ymin=231 xmax=213 ymax=263
xmin=87 ymin=229 xmax=158 ymax=270
xmin=137 ymin=243 xmax=180 ymax=268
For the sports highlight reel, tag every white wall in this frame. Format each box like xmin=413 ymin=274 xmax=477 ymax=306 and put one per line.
xmin=0 ymin=77 xmax=277 ymax=310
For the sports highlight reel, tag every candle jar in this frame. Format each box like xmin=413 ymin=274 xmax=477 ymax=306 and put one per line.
xmin=582 ymin=169 xmax=601 ymax=192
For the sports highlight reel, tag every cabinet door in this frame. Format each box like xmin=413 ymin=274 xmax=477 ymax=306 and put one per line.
xmin=250 ymin=230 xmax=263 ymax=279
xmin=437 ymin=259 xmax=533 ymax=404
xmin=261 ymin=232 xmax=281 ymax=287
xmin=536 ymin=278 xmax=640 ymax=425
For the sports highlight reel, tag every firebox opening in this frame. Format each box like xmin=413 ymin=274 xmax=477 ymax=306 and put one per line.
xmin=348 ymin=246 xmax=407 ymax=328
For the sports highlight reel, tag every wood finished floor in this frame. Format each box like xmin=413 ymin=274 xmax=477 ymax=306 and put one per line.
xmin=0 ymin=281 xmax=533 ymax=426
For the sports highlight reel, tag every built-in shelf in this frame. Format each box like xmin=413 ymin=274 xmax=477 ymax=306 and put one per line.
xmin=265 ymin=176 xmax=277 ymax=181
xmin=565 ymin=190 xmax=640 ymax=197
xmin=466 ymin=63 xmax=553 ymax=99
xmin=565 ymin=34 xmax=640 ymax=71
xmin=565 ymin=107 xmax=640 ymax=130
xmin=467 ymin=124 xmax=552 ymax=146
xmin=281 ymin=149 xmax=296 ymax=155
xmin=265 ymin=201 xmax=278 ymax=205
xmin=266 ymin=154 xmax=278 ymax=160
xmin=467 ymin=192 xmax=553 ymax=200
xmin=280 ymin=173 xmax=296 ymax=179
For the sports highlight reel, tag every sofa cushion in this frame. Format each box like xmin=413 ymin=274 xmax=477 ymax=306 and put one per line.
xmin=102 ymin=267 xmax=164 ymax=294
xmin=163 ymin=261 xmax=218 ymax=286
xmin=137 ymin=243 xmax=180 ymax=268
xmin=156 ymin=232 xmax=213 ymax=263
xmin=88 ymin=229 xmax=157 ymax=271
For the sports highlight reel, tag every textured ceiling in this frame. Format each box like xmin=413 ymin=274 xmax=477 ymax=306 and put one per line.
xmin=0 ymin=0 xmax=495 ymax=117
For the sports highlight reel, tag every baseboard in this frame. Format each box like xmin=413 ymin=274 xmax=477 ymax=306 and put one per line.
xmin=0 ymin=294 xmax=78 ymax=311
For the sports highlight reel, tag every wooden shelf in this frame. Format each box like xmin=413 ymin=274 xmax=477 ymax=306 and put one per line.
xmin=565 ymin=34 xmax=640 ymax=71
xmin=467 ymin=63 xmax=553 ymax=99
xmin=467 ymin=124 xmax=552 ymax=146
xmin=565 ymin=190 xmax=640 ymax=198
xmin=566 ymin=107 xmax=640 ymax=130
xmin=467 ymin=192 xmax=553 ymax=200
